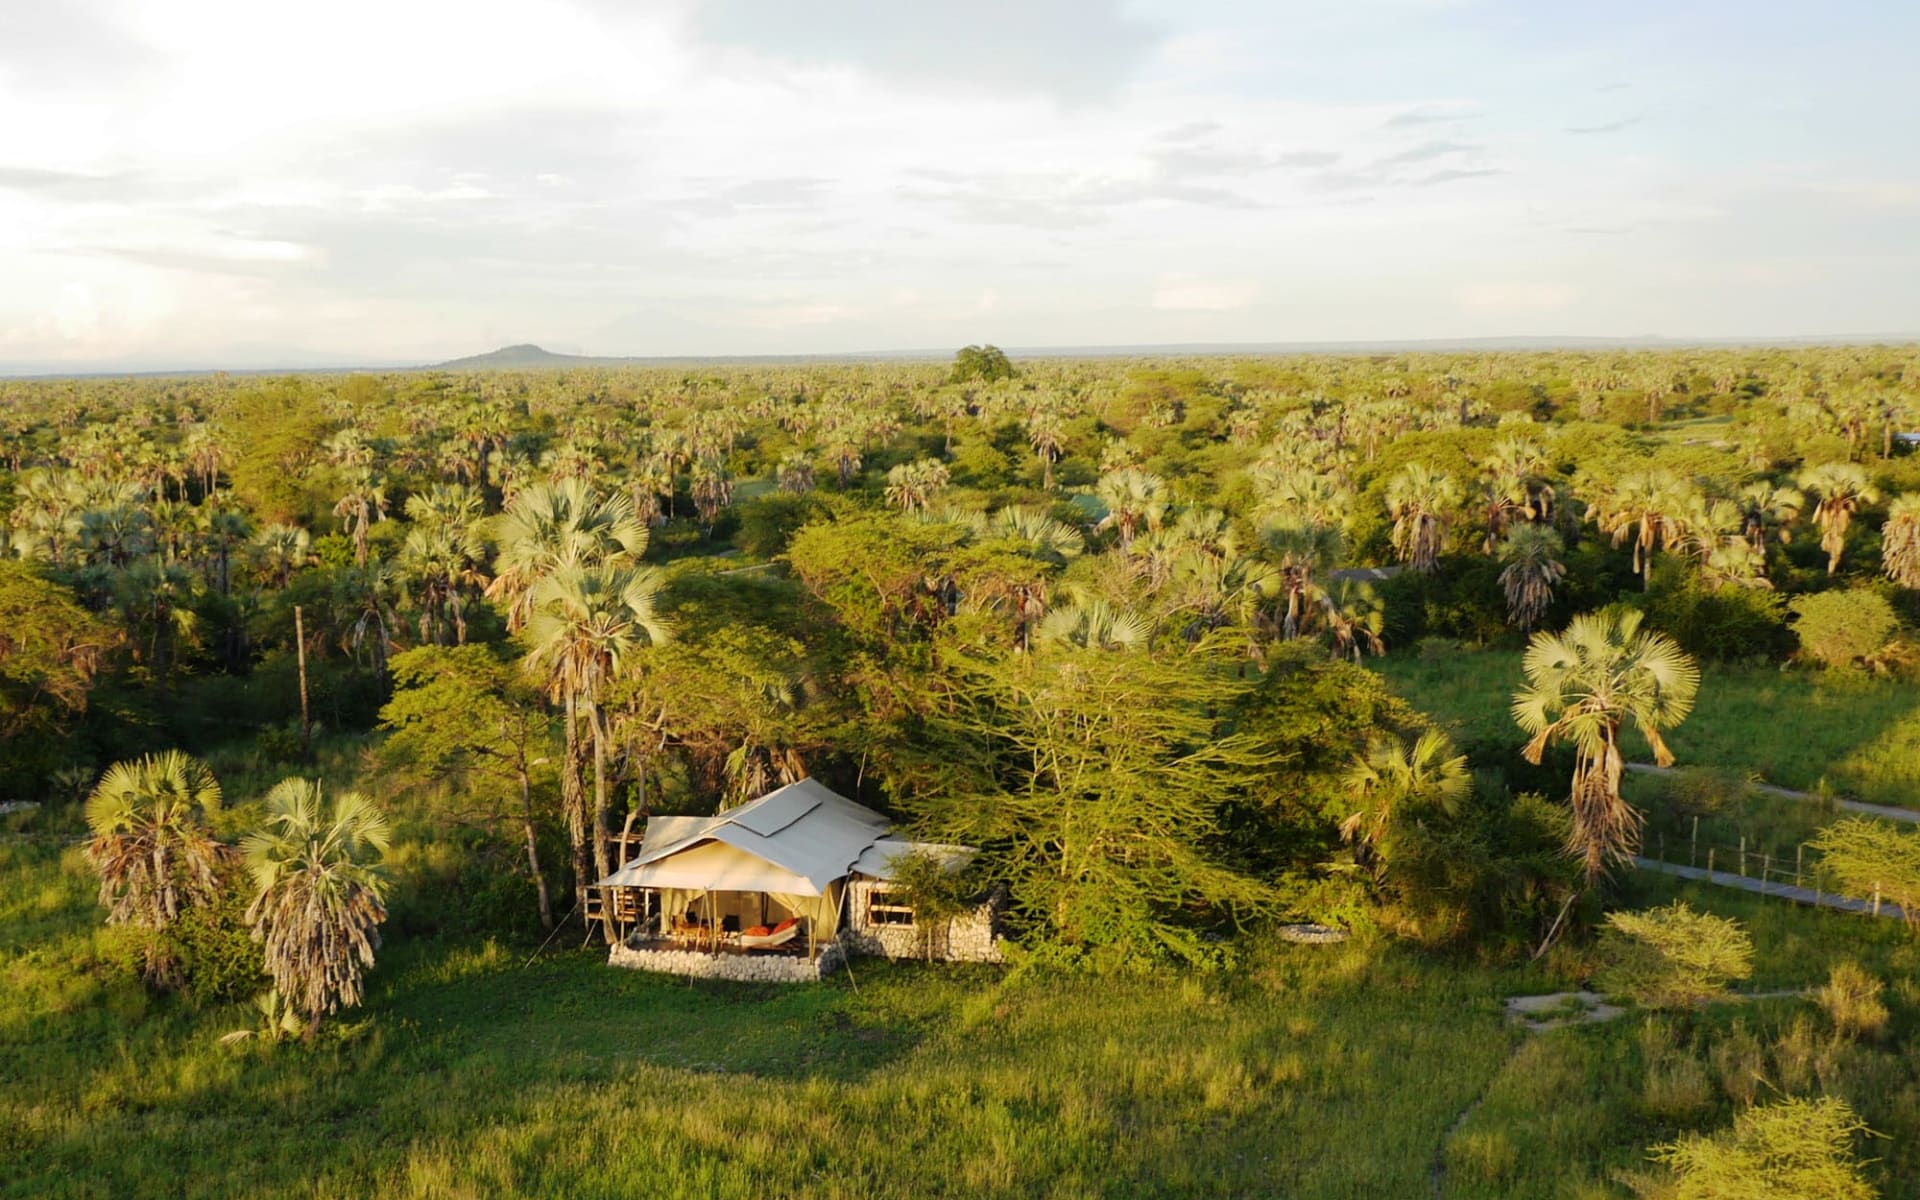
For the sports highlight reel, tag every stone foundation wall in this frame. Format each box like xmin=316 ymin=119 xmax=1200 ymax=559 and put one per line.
xmin=608 ymin=940 xmax=843 ymax=983
xmin=844 ymin=879 xmax=1005 ymax=963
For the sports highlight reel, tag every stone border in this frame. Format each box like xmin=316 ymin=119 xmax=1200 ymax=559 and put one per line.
xmin=607 ymin=938 xmax=844 ymax=983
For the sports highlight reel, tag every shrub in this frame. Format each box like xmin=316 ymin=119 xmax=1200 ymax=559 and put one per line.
xmin=1790 ymin=589 xmax=1900 ymax=670
xmin=1810 ymin=816 xmax=1920 ymax=933
xmin=732 ymin=492 xmax=823 ymax=559
xmin=1815 ymin=961 xmax=1890 ymax=1040
xmin=1646 ymin=579 xmax=1792 ymax=662
xmin=1597 ymin=902 xmax=1753 ymax=1011
xmin=1637 ymin=1096 xmax=1876 ymax=1200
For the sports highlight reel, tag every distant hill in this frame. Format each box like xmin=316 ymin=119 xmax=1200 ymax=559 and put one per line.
xmin=431 ymin=344 xmax=607 ymax=369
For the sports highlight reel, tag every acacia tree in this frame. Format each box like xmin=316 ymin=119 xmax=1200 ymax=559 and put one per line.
xmin=914 ymin=638 xmax=1275 ymax=966
xmin=380 ymin=645 xmax=558 ymax=929
xmin=242 ymin=778 xmax=390 ymax=1039
xmin=84 ymin=751 xmax=226 ymax=984
xmin=1513 ymin=610 xmax=1700 ymax=883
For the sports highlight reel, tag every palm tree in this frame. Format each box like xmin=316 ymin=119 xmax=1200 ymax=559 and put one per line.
xmin=776 ymin=450 xmax=816 ymax=494
xmin=485 ymin=479 xmax=649 ymax=632
xmin=522 ymin=563 xmax=672 ymax=925
xmin=1339 ymin=729 xmax=1469 ymax=879
xmin=253 ymin=524 xmax=314 ymax=589
xmin=1513 ymin=610 xmax=1700 ymax=883
xmin=1734 ymin=481 xmax=1803 ymax=556
xmin=332 ymin=466 xmax=387 ymax=567
xmin=1036 ymin=597 xmax=1149 ymax=650
xmin=1319 ymin=579 xmax=1387 ymax=662
xmin=1498 ymin=525 xmax=1566 ymax=631
xmin=884 ymin=458 xmax=952 ymax=513
xmin=84 ymin=752 xmax=227 ymax=960
xmin=1095 ymin=468 xmax=1167 ymax=548
xmin=1386 ymin=463 xmax=1459 ymax=573
xmin=688 ymin=455 xmax=734 ymax=528
xmin=1591 ymin=469 xmax=1692 ymax=587
xmin=1799 ymin=462 xmax=1881 ymax=575
xmin=1882 ymin=495 xmax=1920 ymax=589
xmin=241 ymin=779 xmax=390 ymax=1039
xmin=1025 ymin=406 xmax=1067 ymax=490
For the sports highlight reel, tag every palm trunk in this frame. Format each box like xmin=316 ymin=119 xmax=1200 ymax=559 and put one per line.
xmin=590 ymin=699 xmax=614 ymax=944
xmin=562 ymin=691 xmax=589 ymax=909
xmin=519 ymin=758 xmax=554 ymax=930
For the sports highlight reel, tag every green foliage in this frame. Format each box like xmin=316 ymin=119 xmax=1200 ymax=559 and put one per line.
xmin=731 ymin=491 xmax=824 ymax=559
xmin=1790 ymin=589 xmax=1901 ymax=671
xmin=1810 ymin=817 xmax=1920 ymax=931
xmin=1646 ymin=577 xmax=1792 ymax=662
xmin=1597 ymin=901 xmax=1753 ymax=1011
xmin=948 ymin=344 xmax=1015 ymax=384
xmin=1636 ymin=1096 xmax=1878 ymax=1200
xmin=911 ymin=641 xmax=1277 ymax=968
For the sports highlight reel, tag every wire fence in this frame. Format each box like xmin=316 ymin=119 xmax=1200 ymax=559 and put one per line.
xmin=1643 ymin=820 xmax=1902 ymax=919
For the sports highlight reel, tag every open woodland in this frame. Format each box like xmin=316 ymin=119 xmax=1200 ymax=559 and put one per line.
xmin=8 ymin=345 xmax=1920 ymax=1196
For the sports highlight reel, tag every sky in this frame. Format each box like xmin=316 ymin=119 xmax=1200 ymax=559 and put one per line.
xmin=1 ymin=0 xmax=1917 ymax=370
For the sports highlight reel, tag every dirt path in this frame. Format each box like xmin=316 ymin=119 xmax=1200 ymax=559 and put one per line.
xmin=1623 ymin=762 xmax=1920 ymax=824
xmin=1635 ymin=856 xmax=1908 ymax=920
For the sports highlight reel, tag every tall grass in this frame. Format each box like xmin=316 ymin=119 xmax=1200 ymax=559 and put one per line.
xmin=7 ymin=826 xmax=1920 ymax=1196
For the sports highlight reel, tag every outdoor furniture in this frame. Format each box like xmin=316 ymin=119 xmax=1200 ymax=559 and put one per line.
xmin=739 ymin=918 xmax=802 ymax=952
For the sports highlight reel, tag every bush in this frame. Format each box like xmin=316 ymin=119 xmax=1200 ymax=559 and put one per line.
xmin=732 ymin=492 xmax=823 ymax=559
xmin=1790 ymin=589 xmax=1900 ymax=670
xmin=1815 ymin=961 xmax=1889 ymax=1040
xmin=1646 ymin=580 xmax=1792 ymax=662
xmin=1597 ymin=902 xmax=1753 ymax=1011
xmin=168 ymin=878 xmax=269 ymax=1007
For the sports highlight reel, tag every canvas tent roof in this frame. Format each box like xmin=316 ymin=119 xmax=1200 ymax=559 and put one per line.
xmin=595 ymin=778 xmax=895 ymax=897
xmin=849 ymin=838 xmax=974 ymax=880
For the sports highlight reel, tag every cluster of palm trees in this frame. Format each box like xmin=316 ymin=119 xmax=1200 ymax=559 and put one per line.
xmin=84 ymin=751 xmax=387 ymax=1037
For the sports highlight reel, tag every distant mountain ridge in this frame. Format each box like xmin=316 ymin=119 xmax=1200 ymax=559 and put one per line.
xmin=431 ymin=344 xmax=605 ymax=369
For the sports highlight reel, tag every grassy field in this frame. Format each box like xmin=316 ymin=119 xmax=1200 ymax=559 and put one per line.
xmin=7 ymin=829 xmax=1920 ymax=1199
xmin=1373 ymin=649 xmax=1920 ymax=810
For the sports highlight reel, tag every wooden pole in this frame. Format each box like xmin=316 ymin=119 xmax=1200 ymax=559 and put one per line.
xmin=1690 ymin=816 xmax=1699 ymax=867
xmin=294 ymin=604 xmax=311 ymax=754
xmin=1739 ymin=835 xmax=1747 ymax=877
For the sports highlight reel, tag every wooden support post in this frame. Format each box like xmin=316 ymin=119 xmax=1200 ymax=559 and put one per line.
xmin=294 ymin=605 xmax=311 ymax=754
xmin=1739 ymin=835 xmax=1747 ymax=877
xmin=1659 ymin=832 xmax=1666 ymax=863
xmin=1796 ymin=844 xmax=1805 ymax=888
xmin=1707 ymin=846 xmax=1715 ymax=877
xmin=1690 ymin=816 xmax=1699 ymax=867
xmin=1874 ymin=883 xmax=1883 ymax=917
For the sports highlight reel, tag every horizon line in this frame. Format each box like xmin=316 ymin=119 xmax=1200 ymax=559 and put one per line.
xmin=5 ymin=331 xmax=1919 ymax=381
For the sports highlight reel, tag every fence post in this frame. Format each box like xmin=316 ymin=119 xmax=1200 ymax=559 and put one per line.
xmin=1691 ymin=816 xmax=1699 ymax=867
xmin=1796 ymin=844 xmax=1804 ymax=889
xmin=1707 ymin=846 xmax=1715 ymax=878
xmin=1874 ymin=883 xmax=1883 ymax=917
xmin=1659 ymin=832 xmax=1667 ymax=863
xmin=1739 ymin=835 xmax=1747 ymax=877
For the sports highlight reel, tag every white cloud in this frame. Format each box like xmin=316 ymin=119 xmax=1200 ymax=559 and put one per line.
xmin=0 ymin=0 xmax=1915 ymax=365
